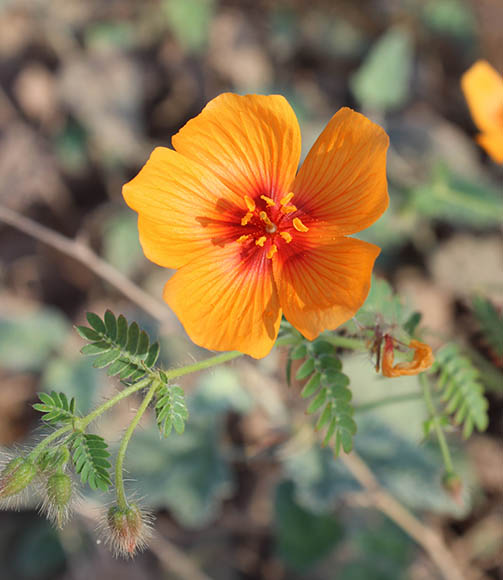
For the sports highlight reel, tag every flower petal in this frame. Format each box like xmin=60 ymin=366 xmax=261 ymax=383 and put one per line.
xmin=172 ymin=93 xmax=301 ymax=201
xmin=382 ymin=337 xmax=434 ymax=378
xmin=291 ymin=107 xmax=389 ymax=235
xmin=274 ymin=235 xmax=380 ymax=340
xmin=123 ymin=147 xmax=244 ymax=269
xmin=163 ymin=243 xmax=281 ymax=358
xmin=461 ymin=60 xmax=503 ymax=135
xmin=476 ymin=131 xmax=503 ymax=164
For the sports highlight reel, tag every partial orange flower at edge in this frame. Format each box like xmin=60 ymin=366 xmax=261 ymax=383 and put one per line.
xmin=123 ymin=94 xmax=389 ymax=358
xmin=461 ymin=60 xmax=503 ymax=164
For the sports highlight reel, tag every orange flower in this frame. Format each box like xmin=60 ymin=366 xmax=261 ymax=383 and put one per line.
xmin=123 ymin=94 xmax=389 ymax=358
xmin=461 ymin=60 xmax=503 ymax=163
xmin=381 ymin=335 xmax=434 ymax=378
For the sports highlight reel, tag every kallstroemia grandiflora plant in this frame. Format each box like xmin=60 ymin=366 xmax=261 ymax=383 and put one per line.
xmin=0 ymin=302 xmax=490 ymax=557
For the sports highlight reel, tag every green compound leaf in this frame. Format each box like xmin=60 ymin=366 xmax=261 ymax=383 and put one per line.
xmin=76 ymin=311 xmax=161 ymax=382
xmin=433 ymin=344 xmax=489 ymax=438
xmin=71 ymin=432 xmax=112 ymax=491
xmin=472 ymin=296 xmax=503 ymax=360
xmin=410 ymin=164 xmax=503 ymax=228
xmin=33 ymin=391 xmax=77 ymax=425
xmin=296 ymin=338 xmax=356 ymax=456
xmin=155 ymin=384 xmax=189 ymax=437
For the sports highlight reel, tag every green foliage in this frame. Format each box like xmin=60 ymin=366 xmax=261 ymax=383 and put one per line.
xmin=155 ymin=383 xmax=189 ymax=437
xmin=36 ymin=446 xmax=70 ymax=474
xmin=283 ymin=414 xmax=471 ymax=517
xmin=432 ymin=344 xmax=488 ymax=438
xmin=421 ymin=0 xmax=475 ymax=37
xmin=410 ymin=164 xmax=503 ymax=227
xmin=339 ymin=518 xmax=412 ymax=580
xmin=41 ymin=357 xmax=101 ymax=415
xmin=102 ymin=210 xmax=143 ymax=276
xmin=345 ymin=276 xmax=411 ymax=337
xmin=295 ymin=338 xmax=356 ymax=456
xmin=163 ymin=0 xmax=215 ymax=52
xmin=472 ymin=296 xmax=503 ymax=359
xmin=351 ymin=27 xmax=412 ymax=110
xmin=274 ymin=481 xmax=343 ymax=571
xmin=0 ymin=308 xmax=69 ymax=372
xmin=126 ymin=371 xmax=251 ymax=527
xmin=77 ymin=311 xmax=160 ymax=383
xmin=70 ymin=432 xmax=112 ymax=491
xmin=33 ymin=392 xmax=77 ymax=425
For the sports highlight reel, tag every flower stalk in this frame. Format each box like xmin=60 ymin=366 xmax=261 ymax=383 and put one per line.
xmin=419 ymin=373 xmax=455 ymax=476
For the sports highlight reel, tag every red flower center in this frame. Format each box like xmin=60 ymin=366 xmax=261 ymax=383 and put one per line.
xmin=237 ymin=193 xmax=309 ymax=259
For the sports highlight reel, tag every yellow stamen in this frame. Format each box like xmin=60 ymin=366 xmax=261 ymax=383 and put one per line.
xmin=260 ymin=195 xmax=276 ymax=207
xmin=236 ymin=234 xmax=251 ymax=244
xmin=267 ymin=244 xmax=278 ymax=259
xmin=255 ymin=236 xmax=267 ymax=247
xmin=281 ymin=204 xmax=297 ymax=214
xmin=244 ymin=195 xmax=256 ymax=212
xmin=280 ymin=231 xmax=292 ymax=244
xmin=280 ymin=192 xmax=294 ymax=206
xmin=293 ymin=217 xmax=309 ymax=232
xmin=241 ymin=212 xmax=253 ymax=226
xmin=259 ymin=211 xmax=273 ymax=226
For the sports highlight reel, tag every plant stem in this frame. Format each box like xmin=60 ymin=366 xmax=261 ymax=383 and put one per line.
xmin=354 ymin=391 xmax=424 ymax=414
xmin=30 ymin=352 xmax=245 ymax=462
xmin=323 ymin=334 xmax=367 ymax=351
xmin=80 ymin=376 xmax=153 ymax=429
xmin=28 ymin=425 xmax=74 ymax=461
xmin=115 ymin=381 xmax=159 ymax=509
xmin=419 ymin=373 xmax=454 ymax=474
xmin=163 ymin=350 xmax=243 ymax=380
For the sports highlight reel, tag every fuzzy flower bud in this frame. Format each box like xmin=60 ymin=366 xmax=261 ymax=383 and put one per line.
xmin=44 ymin=471 xmax=73 ymax=527
xmin=105 ymin=503 xmax=152 ymax=558
xmin=0 ymin=457 xmax=37 ymax=502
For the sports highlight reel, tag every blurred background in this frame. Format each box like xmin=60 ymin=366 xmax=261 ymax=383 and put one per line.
xmin=0 ymin=0 xmax=502 ymax=579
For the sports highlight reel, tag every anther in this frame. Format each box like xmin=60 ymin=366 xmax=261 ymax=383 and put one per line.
xmin=280 ymin=192 xmax=294 ymax=206
xmin=280 ymin=231 xmax=293 ymax=243
xmin=241 ymin=212 xmax=253 ymax=226
xmin=255 ymin=236 xmax=267 ymax=247
xmin=281 ymin=205 xmax=297 ymax=214
xmin=236 ymin=234 xmax=251 ymax=244
xmin=267 ymin=244 xmax=278 ymax=259
xmin=244 ymin=195 xmax=256 ymax=212
xmin=293 ymin=217 xmax=309 ymax=232
xmin=260 ymin=195 xmax=276 ymax=207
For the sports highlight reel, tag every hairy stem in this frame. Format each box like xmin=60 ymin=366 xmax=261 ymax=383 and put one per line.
xmin=115 ymin=380 xmax=159 ymax=509
xmin=80 ymin=377 xmax=153 ymax=429
xmin=419 ymin=373 xmax=454 ymax=474
xmin=323 ymin=334 xmax=367 ymax=351
xmin=30 ymin=351 xmax=247 ymax=462
xmin=28 ymin=425 xmax=74 ymax=461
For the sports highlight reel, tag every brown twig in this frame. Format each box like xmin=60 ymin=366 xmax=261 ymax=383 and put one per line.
xmin=341 ymin=451 xmax=468 ymax=580
xmin=0 ymin=204 xmax=175 ymax=330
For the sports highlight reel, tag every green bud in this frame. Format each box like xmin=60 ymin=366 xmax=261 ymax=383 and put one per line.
xmin=47 ymin=472 xmax=72 ymax=507
xmin=37 ymin=446 xmax=71 ymax=474
xmin=0 ymin=457 xmax=37 ymax=499
xmin=45 ymin=471 xmax=73 ymax=527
